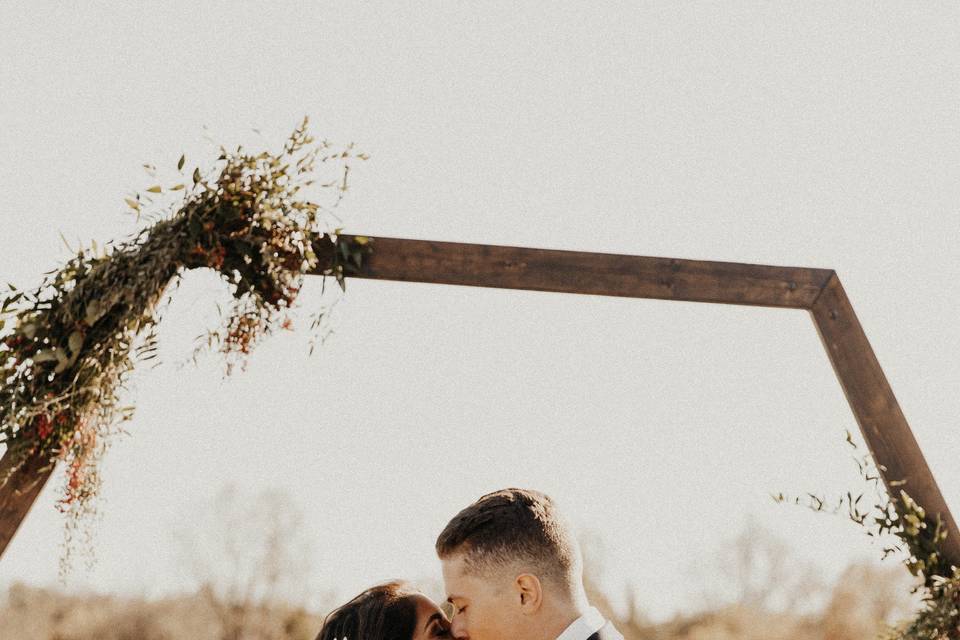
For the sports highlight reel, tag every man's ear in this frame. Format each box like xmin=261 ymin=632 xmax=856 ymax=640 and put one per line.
xmin=514 ymin=573 xmax=543 ymax=614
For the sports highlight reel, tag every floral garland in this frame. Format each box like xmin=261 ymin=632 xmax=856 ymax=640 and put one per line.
xmin=776 ymin=432 xmax=960 ymax=638
xmin=0 ymin=118 xmax=371 ymax=571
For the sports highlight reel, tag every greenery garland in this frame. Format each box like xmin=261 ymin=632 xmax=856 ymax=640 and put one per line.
xmin=776 ymin=432 xmax=960 ymax=638
xmin=0 ymin=118 xmax=370 ymax=571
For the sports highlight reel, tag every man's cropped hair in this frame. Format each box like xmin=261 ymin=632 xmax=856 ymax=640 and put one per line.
xmin=436 ymin=488 xmax=581 ymax=589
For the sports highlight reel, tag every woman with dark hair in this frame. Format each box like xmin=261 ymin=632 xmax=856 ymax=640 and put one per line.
xmin=315 ymin=581 xmax=452 ymax=640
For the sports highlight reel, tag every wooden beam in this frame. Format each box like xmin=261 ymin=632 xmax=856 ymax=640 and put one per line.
xmin=328 ymin=235 xmax=833 ymax=309
xmin=331 ymin=235 xmax=959 ymax=567
xmin=810 ymin=274 xmax=960 ymax=565
xmin=2 ymin=235 xmax=956 ymax=572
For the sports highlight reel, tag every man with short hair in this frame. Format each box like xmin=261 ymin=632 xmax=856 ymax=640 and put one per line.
xmin=436 ymin=488 xmax=623 ymax=640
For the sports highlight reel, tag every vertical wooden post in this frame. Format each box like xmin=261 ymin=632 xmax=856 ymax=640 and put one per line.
xmin=0 ymin=447 xmax=54 ymax=557
xmin=811 ymin=273 xmax=960 ymax=566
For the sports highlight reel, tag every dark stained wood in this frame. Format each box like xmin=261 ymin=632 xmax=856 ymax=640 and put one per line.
xmin=0 ymin=447 xmax=54 ymax=557
xmin=811 ymin=274 xmax=960 ymax=566
xmin=326 ymin=235 xmax=834 ymax=309
xmin=3 ymin=235 xmax=957 ymax=571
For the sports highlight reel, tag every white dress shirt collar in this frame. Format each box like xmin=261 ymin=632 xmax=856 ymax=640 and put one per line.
xmin=555 ymin=606 xmax=605 ymax=640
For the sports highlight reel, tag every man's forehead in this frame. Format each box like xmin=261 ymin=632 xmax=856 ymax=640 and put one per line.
xmin=441 ymin=552 xmax=470 ymax=576
xmin=441 ymin=555 xmax=478 ymax=597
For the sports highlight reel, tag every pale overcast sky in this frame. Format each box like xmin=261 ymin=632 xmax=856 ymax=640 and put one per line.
xmin=2 ymin=2 xmax=960 ymax=621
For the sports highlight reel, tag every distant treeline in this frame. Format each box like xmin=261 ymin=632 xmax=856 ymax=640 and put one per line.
xmin=0 ymin=560 xmax=919 ymax=640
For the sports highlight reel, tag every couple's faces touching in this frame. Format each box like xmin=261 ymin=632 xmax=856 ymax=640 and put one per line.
xmin=411 ymin=593 xmax=452 ymax=640
xmin=441 ymin=552 xmax=544 ymax=640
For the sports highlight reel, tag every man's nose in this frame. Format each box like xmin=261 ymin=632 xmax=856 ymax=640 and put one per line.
xmin=450 ymin=616 xmax=468 ymax=639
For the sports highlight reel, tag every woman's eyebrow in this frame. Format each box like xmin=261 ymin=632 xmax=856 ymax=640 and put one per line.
xmin=424 ymin=612 xmax=444 ymax=632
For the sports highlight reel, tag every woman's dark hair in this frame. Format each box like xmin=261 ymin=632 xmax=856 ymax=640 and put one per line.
xmin=315 ymin=581 xmax=419 ymax=640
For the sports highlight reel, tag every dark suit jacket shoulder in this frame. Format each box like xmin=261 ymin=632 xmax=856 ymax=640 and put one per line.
xmin=586 ymin=621 xmax=623 ymax=640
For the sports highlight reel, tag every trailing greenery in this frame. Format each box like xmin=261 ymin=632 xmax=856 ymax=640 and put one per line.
xmin=0 ymin=118 xmax=370 ymax=572
xmin=775 ymin=432 xmax=960 ymax=638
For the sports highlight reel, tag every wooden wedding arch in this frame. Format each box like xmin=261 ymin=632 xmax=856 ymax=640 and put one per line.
xmin=1 ymin=234 xmax=958 ymax=567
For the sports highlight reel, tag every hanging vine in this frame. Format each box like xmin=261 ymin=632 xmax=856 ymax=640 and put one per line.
xmin=0 ymin=118 xmax=371 ymax=572
xmin=775 ymin=431 xmax=959 ymax=638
